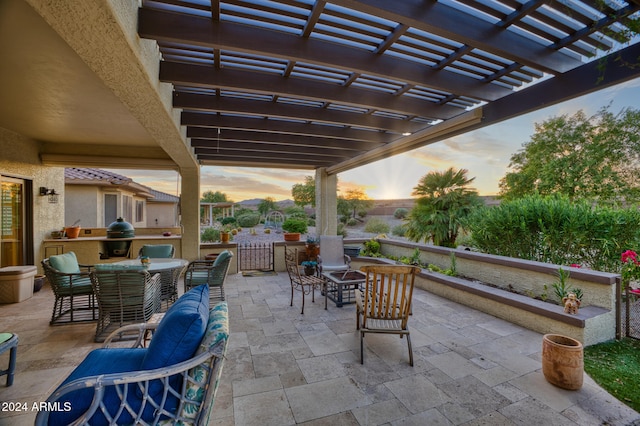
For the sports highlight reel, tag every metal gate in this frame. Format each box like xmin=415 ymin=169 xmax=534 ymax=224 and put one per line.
xmin=238 ymin=242 xmax=274 ymax=271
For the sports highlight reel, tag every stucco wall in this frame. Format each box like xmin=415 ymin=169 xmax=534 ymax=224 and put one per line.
xmin=0 ymin=126 xmax=65 ymax=268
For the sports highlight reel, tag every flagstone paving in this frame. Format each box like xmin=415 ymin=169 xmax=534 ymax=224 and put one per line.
xmin=1 ymin=271 xmax=639 ymax=425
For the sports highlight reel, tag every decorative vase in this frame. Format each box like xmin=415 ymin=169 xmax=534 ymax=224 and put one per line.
xmin=305 ymin=243 xmax=319 ymax=259
xmin=542 ymin=334 xmax=583 ymax=390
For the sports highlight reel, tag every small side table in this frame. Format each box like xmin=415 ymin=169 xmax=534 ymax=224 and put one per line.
xmin=322 ymin=270 xmax=367 ymax=308
xmin=0 ymin=333 xmax=18 ymax=386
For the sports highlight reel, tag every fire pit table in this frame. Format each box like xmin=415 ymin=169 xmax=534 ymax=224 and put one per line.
xmin=321 ymin=270 xmax=367 ymax=308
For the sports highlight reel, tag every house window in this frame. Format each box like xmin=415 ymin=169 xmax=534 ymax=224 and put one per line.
xmin=136 ymin=200 xmax=144 ymax=222
xmin=123 ymin=195 xmax=132 ymax=223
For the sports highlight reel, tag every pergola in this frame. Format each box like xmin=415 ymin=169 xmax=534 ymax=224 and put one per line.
xmin=1 ymin=0 xmax=639 ymax=259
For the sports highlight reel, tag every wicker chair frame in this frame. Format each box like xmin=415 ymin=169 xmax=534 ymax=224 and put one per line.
xmin=184 ymin=251 xmax=233 ymax=301
xmin=34 ymin=306 xmax=228 ymax=426
xmin=42 ymin=258 xmax=97 ymax=325
xmin=90 ymin=269 xmax=162 ymax=342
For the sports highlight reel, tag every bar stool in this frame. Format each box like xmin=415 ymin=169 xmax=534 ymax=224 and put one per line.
xmin=0 ymin=333 xmax=18 ymax=386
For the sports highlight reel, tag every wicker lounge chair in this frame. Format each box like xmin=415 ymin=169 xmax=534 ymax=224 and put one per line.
xmin=90 ymin=266 xmax=162 ymax=342
xmin=35 ymin=286 xmax=228 ymax=426
xmin=184 ymin=250 xmax=233 ymax=301
xmin=42 ymin=252 xmax=97 ymax=324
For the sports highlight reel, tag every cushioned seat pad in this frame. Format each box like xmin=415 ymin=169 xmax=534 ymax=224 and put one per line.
xmin=50 ymin=348 xmax=148 ymax=425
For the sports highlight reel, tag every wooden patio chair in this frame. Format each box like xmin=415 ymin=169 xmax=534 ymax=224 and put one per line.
xmin=284 ymin=247 xmax=325 ymax=314
xmin=356 ymin=265 xmax=419 ymax=366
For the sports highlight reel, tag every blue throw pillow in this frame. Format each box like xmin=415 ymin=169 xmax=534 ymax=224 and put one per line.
xmin=142 ymin=284 xmax=209 ymax=370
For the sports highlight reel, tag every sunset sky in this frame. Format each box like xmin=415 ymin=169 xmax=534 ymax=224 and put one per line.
xmin=112 ymin=78 xmax=640 ymax=202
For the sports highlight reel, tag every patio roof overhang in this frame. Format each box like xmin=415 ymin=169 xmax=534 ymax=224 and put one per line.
xmin=137 ymin=0 xmax=640 ymax=172
xmin=0 ymin=0 xmax=639 ymax=175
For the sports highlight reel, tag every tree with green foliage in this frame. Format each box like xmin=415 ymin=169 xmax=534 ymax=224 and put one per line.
xmin=200 ymin=190 xmax=231 ymax=203
xmin=499 ymin=106 xmax=640 ymax=204
xmin=405 ymin=168 xmax=482 ymax=247
xmin=292 ymin=176 xmax=316 ymax=207
xmin=343 ymin=188 xmax=373 ymax=219
xmin=257 ymin=197 xmax=277 ymax=218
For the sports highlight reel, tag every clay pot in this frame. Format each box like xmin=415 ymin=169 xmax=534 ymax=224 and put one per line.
xmin=220 ymin=232 xmax=230 ymax=243
xmin=542 ymin=334 xmax=583 ymax=390
xmin=284 ymin=232 xmax=300 ymax=241
xmin=65 ymin=226 xmax=81 ymax=239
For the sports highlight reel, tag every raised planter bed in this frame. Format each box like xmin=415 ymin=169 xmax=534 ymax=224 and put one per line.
xmin=351 ymin=251 xmax=616 ymax=346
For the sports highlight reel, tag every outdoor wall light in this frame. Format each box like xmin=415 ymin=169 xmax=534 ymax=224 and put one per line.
xmin=39 ymin=187 xmax=59 ymax=204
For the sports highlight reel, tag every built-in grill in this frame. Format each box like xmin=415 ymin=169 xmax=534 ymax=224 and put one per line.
xmin=105 ymin=218 xmax=135 ymax=257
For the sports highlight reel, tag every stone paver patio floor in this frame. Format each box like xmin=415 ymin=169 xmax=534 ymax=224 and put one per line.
xmin=1 ymin=271 xmax=639 ymax=425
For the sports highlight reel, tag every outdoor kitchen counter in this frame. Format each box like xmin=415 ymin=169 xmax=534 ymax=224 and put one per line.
xmin=42 ymin=235 xmax=182 ymax=267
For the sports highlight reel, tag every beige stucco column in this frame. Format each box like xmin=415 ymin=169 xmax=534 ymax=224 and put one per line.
xmin=180 ymin=167 xmax=200 ymax=260
xmin=315 ymin=168 xmax=337 ymax=236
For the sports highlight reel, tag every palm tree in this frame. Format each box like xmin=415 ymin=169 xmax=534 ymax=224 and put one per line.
xmin=405 ymin=168 xmax=482 ymax=247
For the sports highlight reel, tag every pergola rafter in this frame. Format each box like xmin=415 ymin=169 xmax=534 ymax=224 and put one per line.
xmin=137 ymin=0 xmax=640 ymax=170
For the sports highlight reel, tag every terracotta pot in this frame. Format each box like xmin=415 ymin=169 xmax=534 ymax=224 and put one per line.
xmin=220 ymin=232 xmax=230 ymax=243
xmin=65 ymin=226 xmax=81 ymax=239
xmin=542 ymin=334 xmax=583 ymax=390
xmin=284 ymin=232 xmax=300 ymax=241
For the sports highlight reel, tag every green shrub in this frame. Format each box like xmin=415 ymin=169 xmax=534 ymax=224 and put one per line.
xmin=465 ymin=194 xmax=640 ymax=272
xmin=364 ymin=217 xmax=390 ymax=234
xmin=221 ymin=216 xmax=237 ymax=225
xmin=337 ymin=223 xmax=347 ymax=237
xmin=283 ymin=206 xmax=307 ymax=219
xmin=357 ymin=210 xmax=367 ymax=218
xmin=391 ymin=224 xmax=406 ymax=237
xmin=361 ymin=238 xmax=381 ymax=257
xmin=394 ymin=208 xmax=409 ymax=219
xmin=201 ymin=227 xmax=220 ymax=243
xmin=282 ymin=217 xmax=308 ymax=234
xmin=346 ymin=218 xmax=358 ymax=226
xmin=236 ymin=213 xmax=260 ymax=227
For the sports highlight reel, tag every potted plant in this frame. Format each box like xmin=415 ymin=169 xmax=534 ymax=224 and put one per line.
xmin=301 ymin=260 xmax=317 ymax=276
xmin=282 ymin=218 xmax=307 ymax=241
xmin=220 ymin=224 xmax=234 ymax=243
xmin=305 ymin=235 xmax=320 ymax=259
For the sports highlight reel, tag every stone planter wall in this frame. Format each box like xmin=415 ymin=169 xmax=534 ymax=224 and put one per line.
xmin=360 ymin=239 xmax=619 ymax=346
